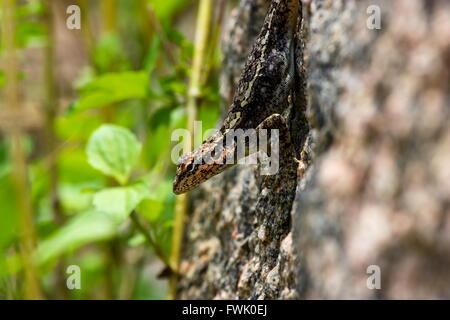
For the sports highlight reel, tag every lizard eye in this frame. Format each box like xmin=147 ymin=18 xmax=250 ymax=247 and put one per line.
xmin=186 ymin=163 xmax=195 ymax=172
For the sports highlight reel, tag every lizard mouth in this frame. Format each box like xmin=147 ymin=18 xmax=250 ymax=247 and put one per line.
xmin=172 ymin=166 xmax=197 ymax=195
xmin=172 ymin=178 xmax=186 ymax=195
xmin=173 ymin=176 xmax=197 ymax=195
xmin=172 ymin=170 xmax=186 ymax=195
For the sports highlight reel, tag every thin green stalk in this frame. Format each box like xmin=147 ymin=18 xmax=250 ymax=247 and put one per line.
xmin=101 ymin=0 xmax=118 ymax=33
xmin=2 ymin=0 xmax=42 ymax=300
xmin=100 ymin=0 xmax=118 ymax=121
xmin=203 ymin=0 xmax=227 ymax=84
xmin=43 ymin=0 xmax=63 ymax=226
xmin=138 ymin=0 xmax=153 ymax=49
xmin=168 ymin=0 xmax=213 ymax=300
xmin=79 ymin=0 xmax=95 ymax=60
xmin=43 ymin=0 xmax=68 ymax=299
xmin=186 ymin=0 xmax=213 ymax=138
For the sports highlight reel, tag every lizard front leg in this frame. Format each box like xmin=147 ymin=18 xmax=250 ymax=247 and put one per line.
xmin=254 ymin=113 xmax=300 ymax=195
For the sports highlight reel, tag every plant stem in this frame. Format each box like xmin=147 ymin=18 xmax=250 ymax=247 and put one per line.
xmin=101 ymin=0 xmax=118 ymax=33
xmin=100 ymin=0 xmax=118 ymax=122
xmin=2 ymin=0 xmax=42 ymax=300
xmin=204 ymin=0 xmax=227 ymax=84
xmin=187 ymin=0 xmax=213 ymax=138
xmin=43 ymin=0 xmax=68 ymax=299
xmin=79 ymin=0 xmax=95 ymax=60
xmin=43 ymin=0 xmax=63 ymax=227
xmin=138 ymin=0 xmax=153 ymax=48
xmin=168 ymin=0 xmax=213 ymax=300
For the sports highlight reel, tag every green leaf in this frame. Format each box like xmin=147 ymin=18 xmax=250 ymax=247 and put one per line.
xmin=144 ymin=36 xmax=161 ymax=73
xmin=60 ymin=182 xmax=100 ymax=214
xmin=15 ymin=20 xmax=46 ymax=48
xmin=93 ymin=182 xmax=151 ymax=223
xmin=16 ymin=1 xmax=45 ymax=18
xmin=152 ymin=0 xmax=192 ymax=23
xmin=58 ymin=148 xmax=104 ymax=183
xmin=36 ymin=210 xmax=117 ymax=266
xmin=55 ymin=111 xmax=102 ymax=141
xmin=93 ymin=33 xmax=125 ymax=72
xmin=86 ymin=124 xmax=142 ymax=185
xmin=128 ymin=233 xmax=145 ymax=247
xmin=137 ymin=178 xmax=173 ymax=223
xmin=72 ymin=71 xmax=149 ymax=112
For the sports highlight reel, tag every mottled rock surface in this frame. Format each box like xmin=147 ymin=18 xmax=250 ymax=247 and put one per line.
xmin=297 ymin=0 xmax=450 ymax=299
xmin=177 ymin=0 xmax=450 ymax=299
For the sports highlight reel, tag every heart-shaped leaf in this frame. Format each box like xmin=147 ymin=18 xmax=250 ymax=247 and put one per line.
xmin=86 ymin=124 xmax=141 ymax=185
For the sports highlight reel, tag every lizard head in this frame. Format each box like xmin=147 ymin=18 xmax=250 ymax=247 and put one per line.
xmin=173 ymin=151 xmax=203 ymax=195
xmin=173 ymin=140 xmax=233 ymax=195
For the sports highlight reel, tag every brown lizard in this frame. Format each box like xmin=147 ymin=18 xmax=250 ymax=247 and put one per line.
xmin=173 ymin=0 xmax=304 ymax=195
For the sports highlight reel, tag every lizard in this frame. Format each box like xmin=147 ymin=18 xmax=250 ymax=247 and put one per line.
xmin=173 ymin=0 xmax=304 ymax=195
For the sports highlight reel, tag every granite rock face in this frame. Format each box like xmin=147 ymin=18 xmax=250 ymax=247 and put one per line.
xmin=177 ymin=0 xmax=450 ymax=299
xmin=297 ymin=0 xmax=450 ymax=299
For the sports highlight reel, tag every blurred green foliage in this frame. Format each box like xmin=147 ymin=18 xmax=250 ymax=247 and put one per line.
xmin=0 ymin=0 xmax=220 ymax=299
